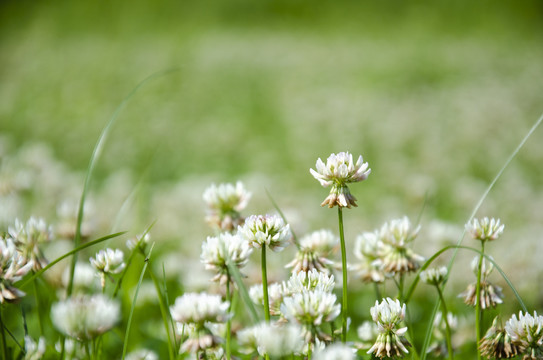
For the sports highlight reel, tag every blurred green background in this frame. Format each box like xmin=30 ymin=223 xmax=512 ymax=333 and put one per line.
xmin=1 ymin=0 xmax=543 ymax=354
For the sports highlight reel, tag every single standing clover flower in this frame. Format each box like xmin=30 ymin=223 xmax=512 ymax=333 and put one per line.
xmin=286 ymin=229 xmax=338 ymax=274
xmin=480 ymin=316 xmax=520 ymax=359
xmin=50 ymin=294 xmax=120 ymax=341
xmin=353 ymin=230 xmax=386 ymax=283
xmin=200 ymin=232 xmax=253 ymax=283
xmin=420 ymin=266 xmax=448 ymax=286
xmin=466 ymin=217 xmax=505 ymax=242
xmin=89 ymin=248 xmax=126 ymax=289
xmin=239 ymin=214 xmax=291 ymax=252
xmin=203 ymin=181 xmax=251 ymax=231
xmin=368 ymin=298 xmax=411 ymax=359
xmin=376 ymin=217 xmax=424 ymax=275
xmin=310 ymin=152 xmax=371 ymax=208
xmin=505 ymin=311 xmax=543 ymax=360
xmin=0 ymin=236 xmax=33 ymax=303
xmin=460 ymin=257 xmax=504 ymax=309
xmin=8 ymin=217 xmax=53 ymax=271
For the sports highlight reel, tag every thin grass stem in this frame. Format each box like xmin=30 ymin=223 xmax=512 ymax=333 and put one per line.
xmin=32 ymin=279 xmax=44 ymax=334
xmin=475 ymin=241 xmax=485 ymax=360
xmin=261 ymin=246 xmax=270 ymax=323
xmin=436 ymin=285 xmax=454 ymax=360
xmin=225 ymin=274 xmax=232 ymax=360
xmin=227 ymin=261 xmax=259 ymax=324
xmin=148 ymin=268 xmax=176 ymax=360
xmin=337 ymin=207 xmax=348 ymax=343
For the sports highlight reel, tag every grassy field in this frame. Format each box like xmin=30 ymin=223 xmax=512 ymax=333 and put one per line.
xmin=1 ymin=1 xmax=543 ymax=358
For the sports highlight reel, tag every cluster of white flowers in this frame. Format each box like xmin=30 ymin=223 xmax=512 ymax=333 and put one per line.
xmin=50 ymin=294 xmax=120 ymax=341
xmin=286 ymin=229 xmax=338 ymax=274
xmin=203 ymin=181 xmax=251 ymax=231
xmin=238 ymin=214 xmax=291 ymax=251
xmin=367 ymin=298 xmax=410 ymax=358
xmin=310 ymin=151 xmax=371 ymax=208
xmin=504 ymin=311 xmax=543 ymax=359
xmin=200 ymin=232 xmax=253 ymax=283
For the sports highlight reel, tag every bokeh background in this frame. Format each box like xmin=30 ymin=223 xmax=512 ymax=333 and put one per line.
xmin=1 ymin=0 xmax=543 ymax=355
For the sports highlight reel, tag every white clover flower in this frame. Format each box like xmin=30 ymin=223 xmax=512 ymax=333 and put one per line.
xmin=286 ymin=229 xmax=338 ymax=274
xmin=253 ymin=322 xmax=305 ymax=358
xmin=285 ymin=269 xmax=335 ymax=294
xmin=376 ymin=217 xmax=424 ymax=275
xmin=314 ymin=343 xmax=356 ymax=360
xmin=505 ymin=311 xmax=543 ymax=359
xmin=460 ymin=257 xmax=504 ymax=309
xmin=239 ymin=214 xmax=291 ymax=252
xmin=203 ymin=181 xmax=251 ymax=231
xmin=61 ymin=262 xmax=97 ymax=291
xmin=50 ymin=294 xmax=120 ymax=341
xmin=170 ymin=292 xmax=230 ymax=326
xmin=125 ymin=349 xmax=159 ymax=360
xmin=249 ymin=283 xmax=286 ymax=316
xmin=368 ymin=298 xmax=410 ymax=358
xmin=0 ymin=236 xmax=33 ymax=303
xmin=420 ymin=266 xmax=448 ymax=286
xmin=466 ymin=217 xmax=504 ymax=242
xmin=353 ymin=230 xmax=386 ymax=283
xmin=89 ymin=248 xmax=126 ymax=288
xmin=427 ymin=311 xmax=458 ymax=358
xmin=201 ymin=232 xmax=253 ymax=283
xmin=479 ymin=316 xmax=520 ymax=359
xmin=24 ymin=335 xmax=46 ymax=360
xmin=281 ymin=289 xmax=340 ymax=341
xmin=8 ymin=217 xmax=53 ymax=270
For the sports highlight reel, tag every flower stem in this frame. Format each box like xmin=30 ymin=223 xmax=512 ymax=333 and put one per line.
xmin=0 ymin=308 xmax=8 ymax=360
xmin=261 ymin=245 xmax=270 ymax=323
xmin=475 ymin=241 xmax=485 ymax=360
xmin=337 ymin=206 xmax=348 ymax=343
xmin=436 ymin=285 xmax=454 ymax=360
xmin=225 ymin=274 xmax=232 ymax=360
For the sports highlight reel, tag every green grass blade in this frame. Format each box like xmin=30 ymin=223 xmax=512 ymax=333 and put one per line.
xmin=226 ymin=261 xmax=259 ymax=324
xmin=121 ymin=243 xmax=155 ymax=360
xmin=148 ymin=266 xmax=176 ymax=360
xmin=18 ymin=231 xmax=125 ymax=288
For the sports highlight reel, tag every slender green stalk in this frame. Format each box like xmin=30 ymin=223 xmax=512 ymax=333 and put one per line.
xmin=475 ymin=241 xmax=485 ymax=360
xmin=373 ymin=282 xmax=381 ymax=301
xmin=148 ymin=269 xmax=176 ymax=360
xmin=84 ymin=340 xmax=92 ymax=360
xmin=436 ymin=285 xmax=454 ymax=360
xmin=0 ymin=308 xmax=8 ymax=360
xmin=337 ymin=207 xmax=348 ymax=343
xmin=32 ymin=279 xmax=44 ymax=334
xmin=261 ymin=246 xmax=270 ymax=323
xmin=225 ymin=274 xmax=232 ymax=360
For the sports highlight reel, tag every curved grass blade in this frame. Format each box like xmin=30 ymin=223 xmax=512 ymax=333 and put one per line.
xmin=121 ymin=243 xmax=155 ymax=360
xmin=18 ymin=231 xmax=125 ymax=288
xmin=148 ymin=266 xmax=176 ymax=360
xmin=226 ymin=260 xmax=259 ymax=324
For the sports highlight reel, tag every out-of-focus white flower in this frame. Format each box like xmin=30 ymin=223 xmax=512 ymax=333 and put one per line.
xmin=427 ymin=311 xmax=458 ymax=358
xmin=8 ymin=217 xmax=53 ymax=271
xmin=314 ymin=343 xmax=356 ymax=360
xmin=239 ymin=214 xmax=291 ymax=252
xmin=286 ymin=229 xmax=338 ymax=274
xmin=367 ymin=298 xmax=410 ymax=358
xmin=24 ymin=335 xmax=46 ymax=360
xmin=203 ymin=181 xmax=251 ymax=231
xmin=466 ymin=217 xmax=504 ymax=242
xmin=420 ymin=266 xmax=448 ymax=286
xmin=61 ymin=262 xmax=97 ymax=291
xmin=126 ymin=232 xmax=151 ymax=253
xmin=285 ymin=269 xmax=335 ymax=294
xmin=479 ymin=316 xmax=519 ymax=359
xmin=89 ymin=248 xmax=125 ymax=288
xmin=505 ymin=311 xmax=543 ymax=359
xmin=201 ymin=232 xmax=253 ymax=283
xmin=459 ymin=257 xmax=504 ymax=309
xmin=50 ymin=294 xmax=120 ymax=341
xmin=0 ymin=236 xmax=33 ymax=303
xmin=249 ymin=283 xmax=285 ymax=316
xmin=170 ymin=292 xmax=230 ymax=326
xmin=353 ymin=230 xmax=386 ymax=283
xmin=310 ymin=152 xmax=371 ymax=208
xmin=376 ymin=217 xmax=424 ymax=275
xmin=125 ymin=349 xmax=159 ymax=360
xmin=252 ymin=322 xmax=304 ymax=358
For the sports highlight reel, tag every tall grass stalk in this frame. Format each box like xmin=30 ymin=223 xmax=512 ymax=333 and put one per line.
xmin=337 ymin=207 xmax=348 ymax=343
xmin=148 ymin=268 xmax=176 ymax=360
xmin=261 ymin=246 xmax=270 ymax=323
xmin=435 ymin=285 xmax=454 ymax=360
xmin=225 ymin=274 xmax=232 ymax=360
xmin=475 ymin=242 xmax=485 ymax=360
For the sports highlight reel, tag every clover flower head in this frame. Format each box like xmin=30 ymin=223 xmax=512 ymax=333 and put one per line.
xmin=0 ymin=236 xmax=33 ymax=303
xmin=126 ymin=232 xmax=151 ymax=253
xmin=89 ymin=248 xmax=126 ymax=288
xmin=281 ymin=289 xmax=340 ymax=333
xmin=379 ymin=217 xmax=420 ymax=247
xmin=203 ymin=181 xmax=251 ymax=231
xmin=201 ymin=232 xmax=253 ymax=283
xmin=420 ymin=266 xmax=448 ymax=286
xmin=466 ymin=217 xmax=504 ymax=242
xmin=353 ymin=231 xmax=386 ymax=283
xmin=460 ymin=256 xmax=504 ymax=309
xmin=286 ymin=229 xmax=338 ymax=274
xmin=50 ymin=294 xmax=120 ymax=341
xmin=310 ymin=152 xmax=371 ymax=208
xmin=239 ymin=214 xmax=291 ymax=252
xmin=254 ymin=322 xmax=305 ymax=358
xmin=368 ymin=298 xmax=410 ymax=358
xmin=24 ymin=335 xmax=46 ymax=360
xmin=480 ymin=316 xmax=520 ymax=359
xmin=170 ymin=292 xmax=230 ymax=326
xmin=180 ymin=325 xmax=223 ymax=354
xmin=505 ymin=311 xmax=543 ymax=359
xmin=314 ymin=343 xmax=356 ymax=360
xmin=285 ymin=269 xmax=335 ymax=294
xmin=249 ymin=283 xmax=286 ymax=316
xmin=8 ymin=217 xmax=53 ymax=270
